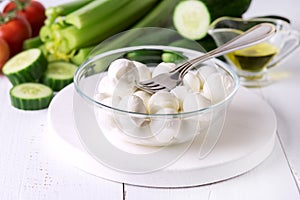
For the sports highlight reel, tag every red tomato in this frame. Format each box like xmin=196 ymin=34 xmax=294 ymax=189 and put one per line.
xmin=0 ymin=38 xmax=10 ymax=72
xmin=0 ymin=16 xmax=32 ymax=56
xmin=4 ymin=0 xmax=46 ymax=37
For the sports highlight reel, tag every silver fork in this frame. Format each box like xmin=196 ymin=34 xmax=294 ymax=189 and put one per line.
xmin=136 ymin=23 xmax=276 ymax=94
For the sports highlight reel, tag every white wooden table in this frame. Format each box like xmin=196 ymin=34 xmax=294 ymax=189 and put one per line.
xmin=1 ymin=0 xmax=300 ymax=199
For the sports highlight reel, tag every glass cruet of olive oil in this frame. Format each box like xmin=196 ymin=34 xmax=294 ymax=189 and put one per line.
xmin=208 ymin=17 xmax=300 ymax=87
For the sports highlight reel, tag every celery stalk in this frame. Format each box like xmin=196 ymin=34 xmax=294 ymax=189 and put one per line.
xmin=45 ymin=0 xmax=93 ymax=26
xmin=133 ymin=0 xmax=181 ymax=28
xmin=71 ymin=46 xmax=94 ymax=66
xmin=91 ymin=0 xmax=181 ymax=54
xmin=40 ymin=25 xmax=52 ymax=42
xmin=23 ymin=36 xmax=43 ymax=50
xmin=56 ymin=0 xmax=159 ymax=53
xmin=65 ymin=0 xmax=131 ymax=29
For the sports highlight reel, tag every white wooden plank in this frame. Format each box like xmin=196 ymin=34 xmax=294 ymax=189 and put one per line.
xmin=256 ymin=50 xmax=300 ymax=188
xmin=0 ymin=77 xmax=123 ymax=200
xmin=125 ymin=138 xmax=299 ymax=200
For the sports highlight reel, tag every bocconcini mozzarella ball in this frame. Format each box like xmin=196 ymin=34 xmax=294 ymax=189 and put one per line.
xmin=202 ymin=73 xmax=227 ymax=104
xmin=183 ymin=92 xmax=211 ymax=112
xmin=149 ymin=108 xmax=181 ymax=144
xmin=117 ymin=95 xmax=148 ymax=127
xmin=94 ymin=92 xmax=111 ymax=103
xmin=133 ymin=61 xmax=152 ymax=81
xmin=148 ymin=91 xmax=179 ymax=114
xmin=152 ymin=62 xmax=176 ymax=77
xmin=196 ymin=65 xmax=218 ymax=86
xmin=182 ymin=71 xmax=201 ymax=92
xmin=133 ymin=90 xmax=151 ymax=112
xmin=107 ymin=58 xmax=136 ymax=81
xmin=170 ymin=86 xmax=192 ymax=110
xmin=112 ymin=65 xmax=139 ymax=100
xmin=98 ymin=96 xmax=113 ymax=107
xmin=97 ymin=76 xmax=117 ymax=96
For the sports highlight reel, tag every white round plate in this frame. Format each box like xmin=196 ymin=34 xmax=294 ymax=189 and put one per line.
xmin=47 ymin=84 xmax=277 ymax=188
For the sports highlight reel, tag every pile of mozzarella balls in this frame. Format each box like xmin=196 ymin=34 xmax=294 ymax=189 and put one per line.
xmin=95 ymin=58 xmax=233 ymax=118
xmin=94 ymin=58 xmax=234 ymax=146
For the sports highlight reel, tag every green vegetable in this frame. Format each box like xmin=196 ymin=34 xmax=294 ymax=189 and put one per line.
xmin=91 ymin=0 xmax=181 ymax=56
xmin=126 ymin=50 xmax=163 ymax=64
xmin=133 ymin=0 xmax=181 ymax=28
xmin=198 ymin=35 xmax=218 ymax=52
xmin=42 ymin=61 xmax=77 ymax=91
xmin=71 ymin=46 xmax=94 ymax=66
xmin=202 ymin=0 xmax=252 ymax=20
xmin=162 ymin=38 xmax=205 ymax=63
xmin=173 ymin=0 xmax=211 ymax=40
xmin=10 ymin=83 xmax=53 ymax=110
xmin=162 ymin=52 xmax=186 ymax=63
xmin=168 ymin=39 xmax=205 ymax=51
xmin=45 ymin=0 xmax=93 ymax=26
xmin=23 ymin=36 xmax=43 ymax=50
xmin=51 ymin=0 xmax=159 ymax=54
xmin=65 ymin=0 xmax=131 ymax=29
xmin=3 ymin=48 xmax=47 ymax=85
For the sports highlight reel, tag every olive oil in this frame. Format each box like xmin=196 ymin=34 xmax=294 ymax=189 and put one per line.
xmin=226 ymin=42 xmax=278 ymax=72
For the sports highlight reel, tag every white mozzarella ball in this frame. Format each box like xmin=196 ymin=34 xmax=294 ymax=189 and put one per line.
xmin=133 ymin=90 xmax=151 ymax=112
xmin=222 ymin=74 xmax=235 ymax=93
xmin=112 ymin=66 xmax=139 ymax=100
xmin=97 ymin=76 xmax=117 ymax=95
xmin=94 ymin=92 xmax=111 ymax=102
xmin=183 ymin=92 xmax=211 ymax=112
xmin=152 ymin=62 xmax=176 ymax=77
xmin=170 ymin=86 xmax=192 ymax=110
xmin=148 ymin=91 xmax=179 ymax=114
xmin=107 ymin=58 xmax=136 ymax=81
xmin=150 ymin=108 xmax=181 ymax=144
xmin=182 ymin=71 xmax=201 ymax=92
xmin=133 ymin=61 xmax=152 ymax=81
xmin=202 ymin=73 xmax=227 ymax=104
xmin=196 ymin=65 xmax=218 ymax=86
xmin=99 ymin=96 xmax=113 ymax=107
xmin=117 ymin=95 xmax=147 ymax=127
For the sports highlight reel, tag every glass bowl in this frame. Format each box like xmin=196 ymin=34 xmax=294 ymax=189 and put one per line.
xmin=73 ymin=45 xmax=239 ymax=147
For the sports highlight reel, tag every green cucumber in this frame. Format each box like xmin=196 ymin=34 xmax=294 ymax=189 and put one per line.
xmin=42 ymin=61 xmax=77 ymax=91
xmin=162 ymin=52 xmax=186 ymax=63
xmin=173 ymin=0 xmax=211 ymax=40
xmin=201 ymin=0 xmax=251 ymax=20
xmin=3 ymin=48 xmax=47 ymax=85
xmin=10 ymin=83 xmax=53 ymax=110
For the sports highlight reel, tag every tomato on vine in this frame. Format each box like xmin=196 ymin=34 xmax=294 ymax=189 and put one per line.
xmin=0 ymin=13 xmax=32 ymax=57
xmin=3 ymin=0 xmax=46 ymax=37
xmin=0 ymin=38 xmax=10 ymax=72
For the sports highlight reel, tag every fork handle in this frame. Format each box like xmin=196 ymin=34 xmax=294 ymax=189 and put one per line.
xmin=188 ymin=23 xmax=276 ymax=67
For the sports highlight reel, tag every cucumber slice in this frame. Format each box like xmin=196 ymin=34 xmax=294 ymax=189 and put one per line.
xmin=42 ymin=61 xmax=78 ymax=91
xmin=10 ymin=83 xmax=53 ymax=110
xmin=3 ymin=48 xmax=47 ymax=85
xmin=173 ymin=0 xmax=211 ymax=40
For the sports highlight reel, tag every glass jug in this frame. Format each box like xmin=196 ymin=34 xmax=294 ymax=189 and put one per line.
xmin=208 ymin=17 xmax=300 ymax=87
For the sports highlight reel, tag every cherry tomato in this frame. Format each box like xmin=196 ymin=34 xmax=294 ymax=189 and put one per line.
xmin=4 ymin=0 xmax=46 ymax=37
xmin=0 ymin=38 xmax=10 ymax=72
xmin=0 ymin=16 xmax=32 ymax=56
